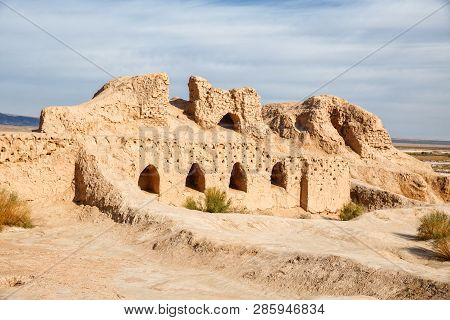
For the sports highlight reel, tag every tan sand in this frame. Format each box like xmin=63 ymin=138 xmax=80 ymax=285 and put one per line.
xmin=0 ymin=200 xmax=448 ymax=299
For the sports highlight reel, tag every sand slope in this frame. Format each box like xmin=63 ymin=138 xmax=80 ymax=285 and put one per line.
xmin=0 ymin=200 xmax=448 ymax=299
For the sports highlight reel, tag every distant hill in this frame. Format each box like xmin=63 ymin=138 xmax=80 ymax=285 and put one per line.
xmin=0 ymin=113 xmax=39 ymax=127
xmin=392 ymin=138 xmax=450 ymax=146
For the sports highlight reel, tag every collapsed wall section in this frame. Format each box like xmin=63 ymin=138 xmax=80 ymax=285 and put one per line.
xmin=262 ymin=96 xmax=450 ymax=203
xmin=0 ymin=133 xmax=78 ymax=201
xmin=39 ymin=73 xmax=170 ymax=135
xmin=186 ymin=76 xmax=269 ymax=138
xmin=350 ymin=179 xmax=423 ymax=210
xmin=264 ymin=95 xmax=393 ymax=158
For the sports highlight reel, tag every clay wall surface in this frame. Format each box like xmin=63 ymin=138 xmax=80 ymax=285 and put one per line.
xmin=186 ymin=76 xmax=269 ymax=138
xmin=0 ymin=133 xmax=77 ymax=201
xmin=85 ymin=134 xmax=349 ymax=212
xmin=39 ymin=73 xmax=170 ymax=135
xmin=350 ymin=179 xmax=423 ymax=210
xmin=263 ymin=95 xmax=393 ymax=158
xmin=89 ymin=135 xmax=302 ymax=211
xmin=350 ymin=164 xmax=436 ymax=203
xmin=300 ymin=157 xmax=350 ymax=213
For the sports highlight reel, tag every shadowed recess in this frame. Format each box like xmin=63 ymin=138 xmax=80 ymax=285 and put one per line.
xmin=218 ymin=113 xmax=240 ymax=131
xmin=186 ymin=163 xmax=206 ymax=192
xmin=229 ymin=162 xmax=247 ymax=192
xmin=271 ymin=162 xmax=287 ymax=189
xmin=138 ymin=164 xmax=160 ymax=194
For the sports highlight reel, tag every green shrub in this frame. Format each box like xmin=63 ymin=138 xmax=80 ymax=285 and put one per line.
xmin=417 ymin=211 xmax=450 ymax=240
xmin=203 ymin=188 xmax=231 ymax=213
xmin=339 ymin=202 xmax=365 ymax=221
xmin=184 ymin=188 xmax=242 ymax=214
xmin=432 ymin=236 xmax=450 ymax=260
xmin=0 ymin=190 xmax=33 ymax=231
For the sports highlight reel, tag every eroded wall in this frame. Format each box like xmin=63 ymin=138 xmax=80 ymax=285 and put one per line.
xmin=300 ymin=157 xmax=350 ymax=213
xmin=0 ymin=133 xmax=78 ymax=201
xmin=0 ymin=73 xmax=362 ymax=215
xmin=186 ymin=76 xmax=269 ymax=138
xmin=264 ymin=95 xmax=393 ymax=158
xmin=85 ymin=134 xmax=349 ymax=213
xmin=39 ymin=73 xmax=170 ymax=135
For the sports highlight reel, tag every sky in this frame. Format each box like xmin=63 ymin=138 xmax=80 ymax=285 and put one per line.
xmin=0 ymin=0 xmax=449 ymax=139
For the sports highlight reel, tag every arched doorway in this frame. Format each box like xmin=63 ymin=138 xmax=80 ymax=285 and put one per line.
xmin=185 ymin=163 xmax=205 ymax=192
xmin=218 ymin=113 xmax=240 ymax=131
xmin=271 ymin=162 xmax=287 ymax=189
xmin=138 ymin=164 xmax=160 ymax=194
xmin=229 ymin=162 xmax=247 ymax=192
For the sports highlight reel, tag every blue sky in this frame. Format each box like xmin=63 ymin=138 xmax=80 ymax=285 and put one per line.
xmin=0 ymin=0 xmax=449 ymax=139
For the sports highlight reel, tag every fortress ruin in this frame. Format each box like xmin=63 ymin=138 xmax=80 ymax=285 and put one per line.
xmin=0 ymin=73 xmax=448 ymax=220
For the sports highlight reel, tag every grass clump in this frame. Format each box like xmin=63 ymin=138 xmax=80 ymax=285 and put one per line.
xmin=432 ymin=237 xmax=450 ymax=260
xmin=184 ymin=187 xmax=245 ymax=214
xmin=417 ymin=211 xmax=450 ymax=240
xmin=339 ymin=202 xmax=365 ymax=221
xmin=203 ymin=188 xmax=232 ymax=213
xmin=0 ymin=189 xmax=33 ymax=231
xmin=183 ymin=197 xmax=201 ymax=211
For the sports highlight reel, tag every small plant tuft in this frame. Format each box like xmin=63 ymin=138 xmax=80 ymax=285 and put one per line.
xmin=183 ymin=197 xmax=202 ymax=211
xmin=0 ymin=189 xmax=33 ymax=231
xmin=203 ymin=188 xmax=231 ymax=213
xmin=183 ymin=188 xmax=246 ymax=214
xmin=339 ymin=202 xmax=365 ymax=221
xmin=417 ymin=211 xmax=450 ymax=240
xmin=432 ymin=236 xmax=450 ymax=260
xmin=299 ymin=212 xmax=311 ymax=219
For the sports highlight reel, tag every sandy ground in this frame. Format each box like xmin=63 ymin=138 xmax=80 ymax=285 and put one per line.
xmin=0 ymin=200 xmax=449 ymax=300
xmin=0 ymin=202 xmax=283 ymax=299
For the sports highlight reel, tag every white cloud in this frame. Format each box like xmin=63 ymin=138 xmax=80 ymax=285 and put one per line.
xmin=0 ymin=0 xmax=449 ymax=139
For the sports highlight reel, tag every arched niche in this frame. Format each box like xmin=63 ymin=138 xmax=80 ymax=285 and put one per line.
xmin=185 ymin=163 xmax=206 ymax=192
xmin=138 ymin=164 xmax=160 ymax=194
xmin=271 ymin=162 xmax=287 ymax=189
xmin=218 ymin=113 xmax=240 ymax=132
xmin=229 ymin=162 xmax=247 ymax=192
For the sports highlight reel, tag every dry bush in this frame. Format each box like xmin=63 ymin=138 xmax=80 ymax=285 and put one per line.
xmin=203 ymin=188 xmax=231 ymax=213
xmin=184 ymin=188 xmax=247 ymax=214
xmin=417 ymin=210 xmax=450 ymax=240
xmin=339 ymin=202 xmax=365 ymax=221
xmin=183 ymin=197 xmax=202 ymax=211
xmin=0 ymin=189 xmax=32 ymax=231
xmin=432 ymin=237 xmax=450 ymax=260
